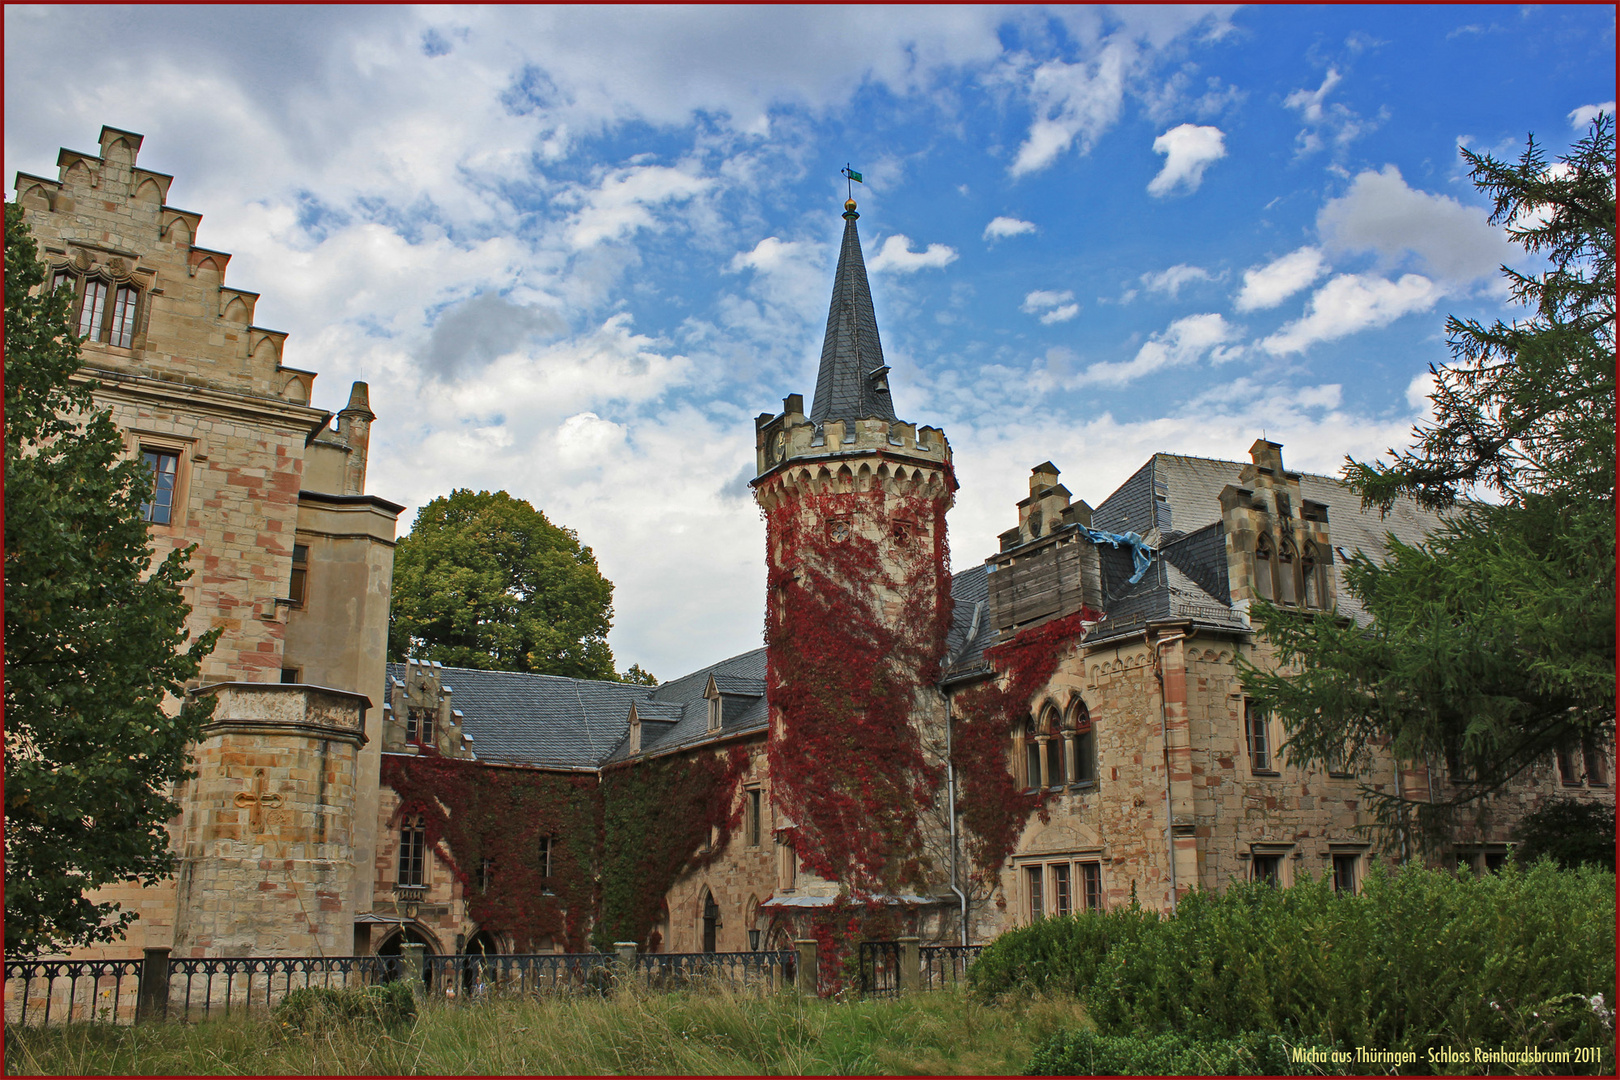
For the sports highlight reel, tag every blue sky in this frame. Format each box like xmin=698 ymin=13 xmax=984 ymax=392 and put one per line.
xmin=6 ymin=5 xmax=1614 ymax=680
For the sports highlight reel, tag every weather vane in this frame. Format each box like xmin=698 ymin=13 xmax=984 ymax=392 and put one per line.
xmin=841 ymin=164 xmax=863 ymax=201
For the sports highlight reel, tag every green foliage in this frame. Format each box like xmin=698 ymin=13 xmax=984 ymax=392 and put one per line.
xmin=618 ymin=663 xmax=659 ymax=686
xmin=968 ymin=902 xmax=1158 ymax=1000
xmin=271 ymin=982 xmax=416 ymax=1035
xmin=388 ymin=488 xmax=617 ymax=678
xmin=1242 ymin=116 xmax=1615 ymax=839
xmin=3 ymin=204 xmax=219 ymax=956
xmin=1513 ymin=799 xmax=1616 ymax=870
xmin=1025 ymin=1027 xmax=1298 ymax=1076
xmin=977 ymin=864 xmax=1614 ymax=1075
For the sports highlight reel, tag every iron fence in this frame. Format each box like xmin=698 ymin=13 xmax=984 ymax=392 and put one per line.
xmin=164 ymin=955 xmax=394 ymax=1021
xmin=920 ymin=944 xmax=983 ymax=990
xmin=424 ymin=952 xmax=615 ymax=1000
xmin=4 ymin=959 xmax=144 ymax=1027
xmin=632 ymin=950 xmax=794 ymax=993
xmin=857 ymin=940 xmax=901 ymax=998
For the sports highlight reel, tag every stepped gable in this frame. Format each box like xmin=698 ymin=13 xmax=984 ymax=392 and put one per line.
xmin=809 ymin=199 xmax=898 ymax=426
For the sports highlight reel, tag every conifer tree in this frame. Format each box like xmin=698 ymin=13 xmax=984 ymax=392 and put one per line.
xmin=1240 ymin=116 xmax=1615 ymax=849
xmin=4 ymin=205 xmax=219 ymax=955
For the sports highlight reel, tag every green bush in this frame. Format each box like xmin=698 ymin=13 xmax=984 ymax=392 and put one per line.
xmin=1025 ymin=1027 xmax=1302 ymax=1075
xmin=272 ymin=981 xmax=416 ymax=1035
xmin=1513 ymin=798 xmax=1616 ymax=870
xmin=985 ymin=862 xmax=1615 ymax=1075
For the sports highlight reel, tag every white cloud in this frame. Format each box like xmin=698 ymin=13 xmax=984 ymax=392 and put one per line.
xmin=1283 ymin=68 xmax=1342 ymax=124
xmin=1283 ymin=67 xmax=1378 ymax=155
xmin=1078 ymin=312 xmax=1235 ymax=385
xmin=1317 ymin=165 xmax=1513 ymax=285
xmin=564 ymin=164 xmax=712 ymax=249
xmin=867 ymin=234 xmax=958 ymax=274
xmin=554 ymin=411 xmax=627 ymax=465
xmin=1260 ymin=273 xmax=1441 ymax=355
xmin=1147 ymin=123 xmax=1226 ymax=196
xmin=1140 ymin=263 xmax=1214 ymax=298
xmin=1234 ymin=247 xmax=1327 ymax=311
xmin=1010 ymin=43 xmax=1133 ymax=177
xmin=1021 ymin=289 xmax=1079 ymax=324
xmin=984 ymin=215 xmax=1037 ymax=241
xmin=1568 ymin=101 xmax=1615 ymax=129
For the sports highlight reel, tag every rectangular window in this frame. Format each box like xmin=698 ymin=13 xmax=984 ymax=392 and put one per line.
xmin=398 ymin=815 xmax=426 ymax=886
xmin=1046 ymin=737 xmax=1067 ymax=787
xmin=109 ymin=285 xmax=138 ymax=348
xmin=1332 ymin=854 xmax=1358 ymax=894
xmin=779 ymin=838 xmax=797 ymax=891
xmin=538 ymin=835 xmax=554 ymax=888
xmin=1556 ymin=745 xmax=1582 ymax=786
xmin=746 ymin=788 xmax=762 ymax=848
xmin=1025 ymin=739 xmax=1041 ymax=792
xmin=1252 ymin=854 xmax=1282 ymax=884
xmin=1482 ymin=851 xmax=1507 ymax=873
xmin=288 ymin=543 xmax=309 ymax=607
xmin=1052 ymin=863 xmax=1072 ymax=917
xmin=477 ymin=857 xmax=494 ymax=894
xmin=1582 ymin=740 xmax=1609 ymax=786
xmin=1073 ymin=728 xmax=1097 ymax=784
xmin=1325 ymin=743 xmax=1353 ymax=777
xmin=1025 ymin=865 xmax=1044 ymax=922
xmin=1246 ymin=701 xmax=1272 ymax=773
xmin=140 ymin=449 xmax=179 ymax=525
xmin=78 ymin=279 xmax=107 ymax=340
xmin=406 ymin=706 xmax=434 ymax=746
xmin=1080 ymin=861 xmax=1103 ymax=911
xmin=280 ymin=667 xmax=301 ymax=685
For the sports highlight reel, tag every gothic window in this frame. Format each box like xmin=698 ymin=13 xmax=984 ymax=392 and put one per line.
xmin=1246 ymin=700 xmax=1273 ymax=773
xmin=1068 ymin=699 xmax=1097 ymax=785
xmin=1301 ymin=542 xmax=1328 ymax=609
xmin=827 ymin=518 xmax=850 ymax=543
xmin=140 ymin=448 xmax=179 ymax=525
xmin=702 ymin=891 xmax=721 ymax=953
xmin=1022 ymin=715 xmax=1041 ymax=792
xmin=398 ymin=814 xmax=426 ymax=886
xmin=1253 ymin=534 xmax=1275 ymax=601
xmin=1040 ymin=704 xmax=1064 ymax=788
xmin=1276 ymin=537 xmax=1299 ymax=605
xmin=891 ymin=520 xmax=913 ymax=545
xmin=78 ymin=279 xmax=108 ymax=340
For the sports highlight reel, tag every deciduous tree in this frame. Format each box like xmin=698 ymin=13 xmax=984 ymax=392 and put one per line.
xmin=4 ymin=204 xmax=219 ymax=955
xmin=387 ymin=489 xmax=619 ymax=680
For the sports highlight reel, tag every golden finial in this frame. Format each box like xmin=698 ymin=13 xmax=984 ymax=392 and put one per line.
xmin=845 ymin=198 xmax=857 ymax=212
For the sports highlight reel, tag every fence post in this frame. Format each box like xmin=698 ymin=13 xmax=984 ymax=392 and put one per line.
xmin=399 ymin=943 xmax=426 ymax=1000
xmin=897 ymin=936 xmax=920 ymax=994
xmin=136 ymin=947 xmax=170 ymax=1023
xmin=613 ymin=942 xmax=637 ymax=991
xmin=793 ymin=938 xmax=818 ymax=995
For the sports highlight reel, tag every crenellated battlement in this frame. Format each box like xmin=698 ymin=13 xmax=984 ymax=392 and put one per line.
xmin=753 ymin=392 xmax=950 ymax=483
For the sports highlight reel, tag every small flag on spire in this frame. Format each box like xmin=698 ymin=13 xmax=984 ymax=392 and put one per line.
xmin=842 ymin=165 xmax=863 ymax=184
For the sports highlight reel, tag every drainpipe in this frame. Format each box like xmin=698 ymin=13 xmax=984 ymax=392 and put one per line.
xmin=944 ymin=690 xmax=969 ymax=946
xmin=1150 ymin=626 xmax=1195 ymax=913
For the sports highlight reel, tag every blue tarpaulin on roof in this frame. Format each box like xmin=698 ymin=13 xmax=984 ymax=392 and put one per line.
xmin=1083 ymin=527 xmax=1156 ymax=585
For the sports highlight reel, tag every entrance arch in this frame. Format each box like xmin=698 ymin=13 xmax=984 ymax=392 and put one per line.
xmin=376 ymin=925 xmax=440 ymax=990
xmin=701 ymin=890 xmax=721 ymax=953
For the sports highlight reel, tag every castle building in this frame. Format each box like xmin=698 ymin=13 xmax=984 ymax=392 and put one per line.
xmin=12 ymin=127 xmax=1612 ymax=970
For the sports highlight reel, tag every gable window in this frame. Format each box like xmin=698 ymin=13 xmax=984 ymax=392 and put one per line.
xmin=398 ymin=814 xmax=427 ymax=887
xmin=406 ymin=706 xmax=435 ymax=747
xmin=1276 ymin=537 xmax=1299 ymax=605
xmin=78 ymin=279 xmax=108 ymax=340
xmin=1246 ymin=700 xmax=1274 ymax=774
xmin=1253 ymin=534 xmax=1275 ymax=601
xmin=1301 ymin=542 xmax=1329 ymax=609
xmin=707 ymin=693 xmax=721 ymax=732
xmin=1069 ymin=699 xmax=1097 ymax=785
xmin=140 ymin=448 xmax=180 ymax=525
xmin=288 ymin=543 xmax=309 ymax=607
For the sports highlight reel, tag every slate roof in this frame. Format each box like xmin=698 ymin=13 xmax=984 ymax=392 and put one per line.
xmin=603 ymin=648 xmax=769 ymax=763
xmin=943 ymin=563 xmax=997 ymax=684
xmin=809 ymin=206 xmax=898 ymax=426
xmin=384 ymin=662 xmax=652 ymax=769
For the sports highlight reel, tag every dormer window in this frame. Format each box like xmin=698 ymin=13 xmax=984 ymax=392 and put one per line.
xmin=708 ymin=695 xmax=721 ymax=731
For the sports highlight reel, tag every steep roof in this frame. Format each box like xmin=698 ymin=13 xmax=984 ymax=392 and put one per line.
xmin=603 ymin=648 xmax=768 ymax=762
xmin=810 ymin=204 xmax=898 ymax=426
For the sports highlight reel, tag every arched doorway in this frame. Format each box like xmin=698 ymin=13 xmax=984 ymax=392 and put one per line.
xmin=701 ymin=891 xmax=721 ymax=953
xmin=377 ymin=925 xmax=439 ymax=990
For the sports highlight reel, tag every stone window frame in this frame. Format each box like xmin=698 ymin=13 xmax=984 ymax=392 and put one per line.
xmin=1326 ymin=844 xmax=1368 ymax=894
xmin=1016 ymin=850 xmax=1106 ymax=924
xmin=1245 ymin=699 xmax=1278 ymax=776
xmin=1555 ymin=744 xmax=1583 ymax=787
xmin=1067 ymin=696 xmax=1097 ymax=788
xmin=1581 ymin=738 xmax=1610 ymax=787
xmin=1453 ymin=845 xmax=1509 ymax=875
xmin=52 ymin=262 xmax=145 ymax=351
xmin=744 ymin=786 xmax=763 ymax=848
xmin=1246 ymin=842 xmax=1295 ymax=886
xmin=397 ymin=813 xmax=428 ymax=887
xmin=287 ymin=542 xmax=310 ymax=608
xmin=125 ymin=429 xmax=196 ymax=532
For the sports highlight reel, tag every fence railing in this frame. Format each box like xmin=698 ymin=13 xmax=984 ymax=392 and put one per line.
xmin=857 ymin=940 xmax=902 ymax=998
xmin=5 ymin=947 xmax=800 ymax=1026
xmin=920 ymin=944 xmax=983 ymax=990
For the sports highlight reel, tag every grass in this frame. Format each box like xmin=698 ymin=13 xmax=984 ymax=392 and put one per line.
xmin=4 ymin=985 xmax=1089 ymax=1076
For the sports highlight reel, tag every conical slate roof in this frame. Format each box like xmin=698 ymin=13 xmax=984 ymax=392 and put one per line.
xmin=810 ymin=202 xmax=898 ymax=425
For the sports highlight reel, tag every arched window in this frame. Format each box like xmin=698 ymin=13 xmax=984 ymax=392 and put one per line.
xmin=701 ymin=890 xmax=722 ymax=953
xmin=1022 ymin=715 xmax=1041 ymax=791
xmin=1301 ymin=542 xmax=1328 ymax=609
xmin=1068 ymin=699 xmax=1097 ymax=785
xmin=1276 ymin=537 xmax=1299 ymax=605
xmin=1040 ymin=703 xmax=1065 ymax=788
xmin=1253 ymin=534 xmax=1275 ymax=601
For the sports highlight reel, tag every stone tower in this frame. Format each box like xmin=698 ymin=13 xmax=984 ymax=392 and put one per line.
xmin=752 ymin=199 xmax=955 ymax=899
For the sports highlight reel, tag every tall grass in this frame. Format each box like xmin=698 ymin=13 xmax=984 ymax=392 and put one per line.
xmin=4 ymin=983 xmax=1088 ymax=1076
